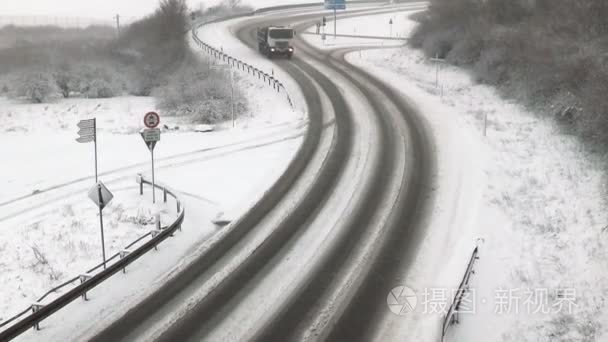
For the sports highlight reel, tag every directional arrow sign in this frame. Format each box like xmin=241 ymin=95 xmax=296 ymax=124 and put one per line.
xmin=76 ymin=118 xmax=96 ymax=144
xmin=78 ymin=128 xmax=95 ymax=136
xmin=76 ymin=135 xmax=95 ymax=143
xmin=78 ymin=119 xmax=95 ymax=129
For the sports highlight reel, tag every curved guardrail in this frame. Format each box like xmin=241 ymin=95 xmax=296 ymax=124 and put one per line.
xmin=0 ymin=176 xmax=185 ymax=341
xmin=190 ymin=1 xmax=391 ymax=111
xmin=191 ymin=24 xmax=296 ymax=109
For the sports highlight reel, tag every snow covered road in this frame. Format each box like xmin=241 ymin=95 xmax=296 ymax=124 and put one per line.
xmin=88 ymin=2 xmax=439 ymax=341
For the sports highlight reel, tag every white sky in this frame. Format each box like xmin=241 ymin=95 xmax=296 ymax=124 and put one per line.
xmin=0 ymin=0 xmax=224 ymax=20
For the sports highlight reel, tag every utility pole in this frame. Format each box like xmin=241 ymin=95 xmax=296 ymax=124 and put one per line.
xmin=115 ymin=14 xmax=120 ymax=35
xmin=430 ymin=53 xmax=446 ymax=88
xmin=333 ymin=7 xmax=337 ymax=38
xmin=210 ymin=64 xmax=235 ymax=128
xmin=230 ymin=67 xmax=235 ymax=128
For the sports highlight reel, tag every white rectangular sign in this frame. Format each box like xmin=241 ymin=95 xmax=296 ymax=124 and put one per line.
xmin=143 ymin=128 xmax=161 ymax=142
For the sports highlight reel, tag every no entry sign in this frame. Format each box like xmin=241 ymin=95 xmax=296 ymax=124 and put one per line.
xmin=144 ymin=112 xmax=160 ymax=128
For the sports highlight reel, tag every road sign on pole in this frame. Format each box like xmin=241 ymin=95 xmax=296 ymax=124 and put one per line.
xmin=87 ymin=181 xmax=113 ymax=269
xmin=142 ymin=128 xmax=161 ymax=144
xmin=144 ymin=111 xmax=160 ymax=129
xmin=76 ymin=118 xmax=98 ymax=182
xmin=141 ymin=113 xmax=161 ymax=204
xmin=389 ymin=18 xmax=393 ymax=37
xmin=324 ymin=0 xmax=346 ymax=10
xmin=324 ymin=0 xmax=345 ymax=38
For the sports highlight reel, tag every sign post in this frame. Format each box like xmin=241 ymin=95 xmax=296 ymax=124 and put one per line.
xmin=88 ymin=181 xmax=113 ymax=269
xmin=210 ymin=64 xmax=235 ymax=127
xmin=324 ymin=0 xmax=346 ymax=38
xmin=142 ymin=112 xmax=161 ymax=203
xmin=389 ymin=18 xmax=394 ymax=37
xmin=76 ymin=118 xmax=98 ymax=182
xmin=430 ymin=54 xmax=446 ymax=88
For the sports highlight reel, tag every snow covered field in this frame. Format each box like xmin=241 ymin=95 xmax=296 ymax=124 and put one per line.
xmin=0 ymin=184 xmax=175 ymax=319
xmin=323 ymin=9 xmax=608 ymax=342
xmin=0 ymin=23 xmax=304 ymax=335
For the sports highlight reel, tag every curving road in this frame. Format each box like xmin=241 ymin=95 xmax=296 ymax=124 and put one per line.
xmin=89 ymin=2 xmax=434 ymax=341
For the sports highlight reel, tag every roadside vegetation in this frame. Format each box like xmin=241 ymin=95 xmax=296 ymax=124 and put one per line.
xmin=0 ymin=0 xmax=249 ymax=124
xmin=411 ymin=0 xmax=608 ymax=146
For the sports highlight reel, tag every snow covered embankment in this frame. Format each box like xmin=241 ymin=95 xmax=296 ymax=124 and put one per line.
xmin=1 ymin=12 xmax=304 ymax=342
xmin=309 ymin=9 xmax=608 ymax=342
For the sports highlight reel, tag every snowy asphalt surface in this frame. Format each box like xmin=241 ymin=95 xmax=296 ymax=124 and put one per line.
xmin=88 ymin=3 xmax=435 ymax=341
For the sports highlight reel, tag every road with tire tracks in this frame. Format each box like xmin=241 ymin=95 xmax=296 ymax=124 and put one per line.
xmin=90 ymin=2 xmax=435 ymax=341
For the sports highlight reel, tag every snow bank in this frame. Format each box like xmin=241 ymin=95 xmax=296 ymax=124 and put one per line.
xmin=343 ymin=9 xmax=608 ymax=342
xmin=1 ymin=9 xmax=303 ymax=337
xmin=0 ymin=182 xmax=175 ymax=324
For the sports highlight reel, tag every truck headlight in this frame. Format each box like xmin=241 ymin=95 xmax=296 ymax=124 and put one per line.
xmin=289 ymin=48 xmax=294 ymax=51
xmin=271 ymin=48 xmax=276 ymax=52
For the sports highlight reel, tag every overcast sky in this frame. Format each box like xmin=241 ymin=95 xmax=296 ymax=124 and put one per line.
xmin=1 ymin=0 xmax=220 ymax=20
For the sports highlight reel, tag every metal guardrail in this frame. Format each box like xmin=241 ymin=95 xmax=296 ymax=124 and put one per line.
xmin=441 ymin=246 xmax=479 ymax=342
xmin=190 ymin=1 xmax=394 ymax=111
xmin=0 ymin=175 xmax=185 ymax=341
xmin=191 ymin=24 xmax=296 ymax=109
xmin=301 ymin=31 xmax=409 ymax=41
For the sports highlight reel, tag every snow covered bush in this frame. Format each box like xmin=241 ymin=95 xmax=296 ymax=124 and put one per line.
xmin=411 ymin=0 xmax=608 ymax=145
xmin=154 ymin=54 xmax=247 ymax=124
xmin=74 ymin=64 xmax=125 ymax=98
xmin=11 ymin=70 xmax=58 ymax=103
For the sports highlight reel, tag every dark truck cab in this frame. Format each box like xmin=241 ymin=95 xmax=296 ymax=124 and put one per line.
xmin=257 ymin=26 xmax=295 ymax=59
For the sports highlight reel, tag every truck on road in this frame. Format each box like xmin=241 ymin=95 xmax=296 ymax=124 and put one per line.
xmin=257 ymin=26 xmax=295 ymax=59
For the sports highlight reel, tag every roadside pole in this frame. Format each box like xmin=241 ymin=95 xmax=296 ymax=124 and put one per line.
xmin=430 ymin=54 xmax=446 ymax=89
xmin=334 ymin=7 xmax=337 ymax=38
xmin=76 ymin=118 xmax=97 ymax=182
xmin=484 ymin=112 xmax=488 ymax=137
xmin=97 ymin=184 xmax=106 ymax=269
xmin=87 ymin=181 xmax=113 ymax=270
xmin=211 ymin=64 xmax=236 ymax=127
xmin=141 ymin=112 xmax=161 ymax=204
xmin=230 ymin=67 xmax=235 ymax=128
xmin=151 ymin=147 xmax=156 ymax=203
xmin=93 ymin=119 xmax=98 ymax=183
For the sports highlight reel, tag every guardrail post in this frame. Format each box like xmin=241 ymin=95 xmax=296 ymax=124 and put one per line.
xmin=177 ymin=201 xmax=181 ymax=213
xmin=31 ymin=303 xmax=44 ymax=331
xmin=79 ymin=274 xmax=93 ymax=300
xmin=163 ymin=188 xmax=167 ymax=203
xmin=137 ymin=173 xmax=143 ymax=195
xmin=119 ymin=250 xmax=130 ymax=273
xmin=151 ymin=229 xmax=161 ymax=250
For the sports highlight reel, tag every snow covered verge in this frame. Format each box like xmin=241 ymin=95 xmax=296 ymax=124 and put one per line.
xmin=0 ymin=183 xmax=175 ymax=321
xmin=0 ymin=12 xmax=304 ymax=338
xmin=314 ymin=9 xmax=608 ymax=342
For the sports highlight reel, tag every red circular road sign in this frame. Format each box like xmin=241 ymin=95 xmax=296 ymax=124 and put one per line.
xmin=144 ymin=112 xmax=160 ymax=128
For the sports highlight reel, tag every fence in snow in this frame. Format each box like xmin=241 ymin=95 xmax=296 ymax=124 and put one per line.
xmin=441 ymin=246 xmax=479 ymax=342
xmin=191 ymin=22 xmax=295 ymax=110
